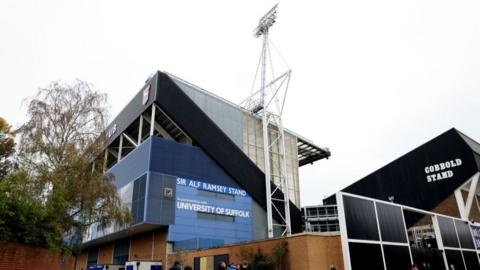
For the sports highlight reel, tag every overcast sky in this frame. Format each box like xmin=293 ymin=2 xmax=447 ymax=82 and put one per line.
xmin=1 ymin=0 xmax=480 ymax=206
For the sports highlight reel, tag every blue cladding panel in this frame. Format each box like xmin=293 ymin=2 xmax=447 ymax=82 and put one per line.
xmin=108 ymin=138 xmax=151 ymax=189
xmin=145 ymin=173 xmax=176 ymax=224
xmin=149 ymin=137 xmax=242 ymax=189
xmin=100 ymin=136 xmax=254 ymax=249
xmin=148 ymin=137 xmax=253 ymax=251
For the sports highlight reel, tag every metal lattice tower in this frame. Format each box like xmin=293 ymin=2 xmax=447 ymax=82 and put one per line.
xmin=242 ymin=4 xmax=292 ymax=238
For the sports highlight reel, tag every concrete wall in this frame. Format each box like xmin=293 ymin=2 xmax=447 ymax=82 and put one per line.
xmin=168 ymin=233 xmax=344 ymax=270
xmin=0 ymin=241 xmax=76 ymax=270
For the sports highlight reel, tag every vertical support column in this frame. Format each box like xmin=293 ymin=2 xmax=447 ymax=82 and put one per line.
xmin=278 ymin=118 xmax=291 ymax=235
xmin=118 ymin=135 xmax=123 ymax=162
xmin=138 ymin=115 xmax=143 ymax=145
xmin=261 ymin=31 xmax=274 ymax=238
xmin=103 ymin=149 xmax=108 ymax=173
xmin=400 ymin=206 xmax=414 ymax=265
xmin=373 ymin=201 xmax=387 ymax=270
xmin=150 ymin=104 xmax=156 ymax=137
xmin=336 ymin=192 xmax=351 ymax=270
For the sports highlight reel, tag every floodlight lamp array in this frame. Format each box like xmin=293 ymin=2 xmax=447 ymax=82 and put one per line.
xmin=254 ymin=4 xmax=278 ymax=38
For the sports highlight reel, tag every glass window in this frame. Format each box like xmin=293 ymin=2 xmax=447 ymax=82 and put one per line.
xmin=197 ymin=212 xmax=234 ymax=222
xmin=87 ymin=248 xmax=98 ymax=266
xmin=132 ymin=174 xmax=147 ymax=224
xmin=113 ymin=239 xmax=130 ymax=265
xmin=198 ymin=189 xmax=234 ymax=201
xmin=343 ymin=196 xmax=379 ymax=241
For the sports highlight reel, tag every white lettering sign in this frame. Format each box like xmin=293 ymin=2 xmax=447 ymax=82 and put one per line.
xmin=176 ymin=197 xmax=251 ymax=218
xmin=425 ymin=158 xmax=462 ymax=183
xmin=176 ymin=177 xmax=248 ymax=197
xmin=142 ymin=85 xmax=150 ymax=105
xmin=107 ymin=124 xmax=117 ymax=138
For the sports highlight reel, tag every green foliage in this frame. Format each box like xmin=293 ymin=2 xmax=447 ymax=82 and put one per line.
xmin=0 ymin=81 xmax=131 ymax=253
xmin=0 ymin=117 xmax=15 ymax=179
xmin=236 ymin=246 xmax=255 ymax=262
xmin=251 ymin=250 xmax=272 ymax=270
xmin=237 ymin=241 xmax=288 ymax=270
xmin=0 ymin=171 xmax=65 ymax=251
xmin=271 ymin=241 xmax=288 ymax=270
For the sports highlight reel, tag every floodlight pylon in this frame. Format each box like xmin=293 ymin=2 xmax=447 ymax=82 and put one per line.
xmin=242 ymin=3 xmax=292 ymax=238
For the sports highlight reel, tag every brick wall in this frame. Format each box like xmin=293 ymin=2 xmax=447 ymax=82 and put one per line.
xmin=431 ymin=193 xmax=461 ymax=218
xmin=77 ymin=228 xmax=168 ymax=270
xmin=168 ymin=233 xmax=343 ymax=270
xmin=461 ymin=190 xmax=480 ymax=222
xmin=77 ymin=232 xmax=343 ymax=270
xmin=0 ymin=241 xmax=76 ymax=270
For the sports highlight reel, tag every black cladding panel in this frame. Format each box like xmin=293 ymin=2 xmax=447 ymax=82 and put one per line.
xmin=325 ymin=129 xmax=480 ymax=211
xmin=455 ymin=220 xmax=475 ymax=249
xmin=349 ymin=242 xmax=384 ymax=270
xmin=462 ymin=251 xmax=480 ymax=270
xmin=376 ymin=202 xmax=407 ymax=243
xmin=383 ymin=245 xmax=411 ymax=270
xmin=445 ymin=250 xmax=466 ymax=270
xmin=438 ymin=216 xmax=460 ymax=248
xmin=105 ymin=77 xmax=157 ymax=146
xmin=343 ymin=195 xmax=379 ymax=241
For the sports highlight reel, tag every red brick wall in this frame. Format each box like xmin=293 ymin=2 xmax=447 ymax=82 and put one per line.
xmin=0 ymin=241 xmax=76 ymax=270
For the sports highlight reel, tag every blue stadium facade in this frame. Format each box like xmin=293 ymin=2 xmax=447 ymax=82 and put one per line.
xmin=81 ymin=71 xmax=330 ymax=265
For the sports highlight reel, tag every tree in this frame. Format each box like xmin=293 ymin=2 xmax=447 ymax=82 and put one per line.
xmin=0 ymin=171 xmax=62 ymax=249
xmin=0 ymin=117 xmax=15 ymax=179
xmin=16 ymin=80 xmax=130 ymax=252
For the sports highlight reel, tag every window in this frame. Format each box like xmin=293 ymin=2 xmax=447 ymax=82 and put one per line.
xmin=197 ymin=212 xmax=234 ymax=222
xmin=113 ymin=239 xmax=130 ymax=265
xmin=87 ymin=248 xmax=98 ymax=266
xmin=198 ymin=189 xmax=234 ymax=201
